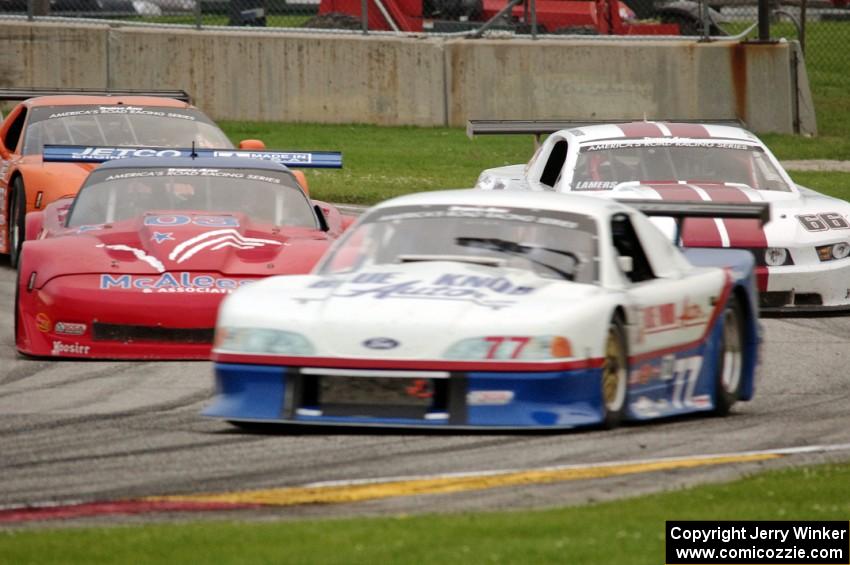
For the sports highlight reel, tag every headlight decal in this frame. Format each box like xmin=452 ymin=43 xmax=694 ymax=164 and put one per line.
xmin=215 ymin=327 xmax=315 ymax=355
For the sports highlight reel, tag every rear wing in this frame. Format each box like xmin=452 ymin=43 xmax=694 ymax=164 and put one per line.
xmin=616 ymin=199 xmax=770 ymax=243
xmin=466 ymin=118 xmax=748 ymax=146
xmin=42 ymin=145 xmax=343 ymax=169
xmin=0 ymin=88 xmax=192 ymax=103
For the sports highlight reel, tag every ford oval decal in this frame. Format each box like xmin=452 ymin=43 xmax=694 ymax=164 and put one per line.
xmin=363 ymin=337 xmax=400 ymax=350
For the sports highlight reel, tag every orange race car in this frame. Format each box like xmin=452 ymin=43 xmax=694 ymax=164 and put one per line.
xmin=0 ymin=88 xmax=273 ymax=267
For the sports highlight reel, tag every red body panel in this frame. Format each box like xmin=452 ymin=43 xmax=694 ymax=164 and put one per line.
xmin=16 ymin=203 xmax=353 ymax=360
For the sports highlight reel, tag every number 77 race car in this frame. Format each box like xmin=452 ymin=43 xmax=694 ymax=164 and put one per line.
xmin=471 ymin=119 xmax=850 ymax=314
xmin=204 ymin=190 xmax=765 ymax=430
xmin=15 ymin=146 xmax=349 ymax=360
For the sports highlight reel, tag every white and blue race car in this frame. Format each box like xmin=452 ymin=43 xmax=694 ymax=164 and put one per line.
xmin=204 ymin=190 xmax=764 ymax=429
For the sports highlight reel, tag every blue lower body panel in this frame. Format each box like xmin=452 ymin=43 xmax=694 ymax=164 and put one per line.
xmin=203 ymin=363 xmax=606 ymax=429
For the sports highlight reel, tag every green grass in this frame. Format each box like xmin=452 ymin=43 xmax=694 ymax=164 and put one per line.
xmin=223 ymin=122 xmax=533 ymax=204
xmin=2 ymin=461 xmax=849 ymax=564
xmin=788 ymin=171 xmax=850 ymax=201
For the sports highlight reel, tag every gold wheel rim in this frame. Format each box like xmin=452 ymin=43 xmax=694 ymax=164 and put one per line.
xmin=602 ymin=328 xmax=624 ymax=410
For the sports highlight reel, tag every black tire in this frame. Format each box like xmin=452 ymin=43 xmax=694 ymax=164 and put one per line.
xmin=714 ymin=297 xmax=745 ymax=415
xmin=8 ymin=177 xmax=26 ymax=269
xmin=601 ymin=315 xmax=629 ymax=428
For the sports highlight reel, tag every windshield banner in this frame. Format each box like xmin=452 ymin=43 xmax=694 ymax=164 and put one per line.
xmin=43 ymin=145 xmax=343 ymax=168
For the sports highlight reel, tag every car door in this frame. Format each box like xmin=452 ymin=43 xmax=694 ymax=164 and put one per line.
xmin=611 ymin=211 xmax=727 ymax=413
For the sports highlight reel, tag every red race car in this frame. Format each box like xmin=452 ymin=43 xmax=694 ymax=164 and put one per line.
xmin=15 ymin=148 xmax=348 ymax=360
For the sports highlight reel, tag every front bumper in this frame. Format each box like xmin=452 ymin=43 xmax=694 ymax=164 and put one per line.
xmin=16 ymin=273 xmax=248 ymax=360
xmin=759 ymin=259 xmax=850 ymax=314
xmin=203 ymin=362 xmax=606 ymax=429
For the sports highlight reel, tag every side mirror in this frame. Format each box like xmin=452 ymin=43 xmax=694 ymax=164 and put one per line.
xmin=314 ymin=204 xmax=330 ymax=232
xmin=617 ymin=255 xmax=634 ymax=274
xmin=238 ymin=139 xmax=266 ymax=149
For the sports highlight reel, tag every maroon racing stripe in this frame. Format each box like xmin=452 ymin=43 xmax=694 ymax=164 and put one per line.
xmin=694 ymin=186 xmax=769 ymax=248
xmin=649 ymin=185 xmax=723 ymax=247
xmin=617 ymin=122 xmax=664 ymax=137
xmin=663 ymin=123 xmax=711 ymax=138
xmin=693 ymin=185 xmax=769 ymax=291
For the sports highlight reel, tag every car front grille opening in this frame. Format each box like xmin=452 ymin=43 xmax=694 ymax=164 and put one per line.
xmin=759 ymin=291 xmax=823 ymax=308
xmin=93 ymin=323 xmax=214 ymax=344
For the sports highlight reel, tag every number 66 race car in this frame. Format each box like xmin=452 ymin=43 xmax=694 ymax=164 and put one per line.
xmin=204 ymin=190 xmax=766 ymax=430
xmin=471 ymin=119 xmax=850 ymax=314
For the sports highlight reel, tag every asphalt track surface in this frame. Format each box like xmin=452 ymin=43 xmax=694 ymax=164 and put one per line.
xmin=1 ymin=247 xmax=850 ymax=526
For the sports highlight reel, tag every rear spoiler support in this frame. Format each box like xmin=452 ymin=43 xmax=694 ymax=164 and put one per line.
xmin=614 ymin=199 xmax=771 ymax=245
xmin=0 ymin=88 xmax=192 ymax=103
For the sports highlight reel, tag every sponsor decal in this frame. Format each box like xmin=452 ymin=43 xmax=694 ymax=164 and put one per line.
xmin=51 ymin=341 xmax=91 ymax=356
xmin=151 ymin=232 xmax=174 ymax=244
xmin=680 ymin=299 xmax=707 ymax=324
xmin=168 ymin=229 xmax=281 ymax=264
xmin=143 ymin=215 xmax=239 ymax=228
xmin=308 ymin=271 xmax=537 ymax=310
xmin=55 ymin=322 xmax=87 ymax=336
xmin=630 ymin=396 xmax=669 ymax=418
xmin=640 ymin=298 xmax=708 ymax=338
xmin=212 ymin=150 xmax=312 ymax=164
xmin=47 ymin=107 xmax=198 ymax=121
xmin=67 ymin=147 xmax=184 ymax=160
xmin=35 ymin=313 xmax=52 ymax=333
xmin=467 ymin=390 xmax=515 ymax=406
xmin=99 ymin=272 xmax=253 ymax=293
xmin=582 ymin=139 xmax=756 ymax=152
xmin=362 ymin=337 xmax=400 ymax=350
xmin=575 ymin=181 xmax=618 ymax=190
xmin=76 ymin=224 xmax=104 ymax=234
xmin=629 ymin=363 xmax=661 ymax=385
xmin=405 ymin=379 xmax=433 ymax=399
xmin=104 ymin=169 xmax=282 ymax=184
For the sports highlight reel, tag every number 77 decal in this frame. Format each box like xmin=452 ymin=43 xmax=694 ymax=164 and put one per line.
xmin=663 ymin=355 xmax=704 ymax=409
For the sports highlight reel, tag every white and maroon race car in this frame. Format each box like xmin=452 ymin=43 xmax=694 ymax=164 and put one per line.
xmin=471 ymin=120 xmax=850 ymax=314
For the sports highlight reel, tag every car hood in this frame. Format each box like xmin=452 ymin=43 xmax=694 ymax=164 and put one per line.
xmin=27 ymin=212 xmax=330 ymax=285
xmin=218 ymin=261 xmax=611 ymax=360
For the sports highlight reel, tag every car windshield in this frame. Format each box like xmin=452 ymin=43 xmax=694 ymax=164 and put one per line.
xmin=23 ymin=105 xmax=232 ymax=155
xmin=571 ymin=139 xmax=793 ymax=192
xmin=318 ymin=204 xmax=598 ymax=283
xmin=66 ymin=166 xmax=317 ymax=228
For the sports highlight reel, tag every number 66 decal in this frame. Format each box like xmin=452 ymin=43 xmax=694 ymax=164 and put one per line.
xmin=796 ymin=213 xmax=850 ymax=232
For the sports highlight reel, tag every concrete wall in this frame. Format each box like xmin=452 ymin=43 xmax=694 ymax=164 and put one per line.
xmin=0 ymin=20 xmax=816 ymax=134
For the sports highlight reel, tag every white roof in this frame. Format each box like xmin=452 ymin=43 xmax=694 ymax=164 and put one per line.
xmin=371 ymin=188 xmax=630 ymax=218
xmin=564 ymin=121 xmax=761 ymax=144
